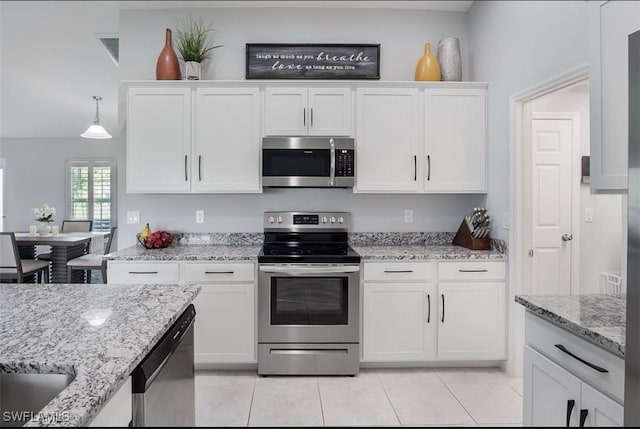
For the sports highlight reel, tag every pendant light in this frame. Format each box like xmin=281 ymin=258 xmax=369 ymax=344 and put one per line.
xmin=81 ymin=96 xmax=112 ymax=139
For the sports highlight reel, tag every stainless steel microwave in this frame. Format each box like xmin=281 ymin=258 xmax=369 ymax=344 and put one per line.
xmin=262 ymin=137 xmax=355 ymax=188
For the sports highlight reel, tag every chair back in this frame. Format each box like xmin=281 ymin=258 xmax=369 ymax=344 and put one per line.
xmin=61 ymin=220 xmax=93 ymax=232
xmin=0 ymin=233 xmax=21 ymax=275
xmin=104 ymin=226 xmax=117 ymax=255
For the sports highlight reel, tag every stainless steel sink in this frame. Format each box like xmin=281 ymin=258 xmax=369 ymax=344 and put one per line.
xmin=1 ymin=373 xmax=75 ymax=427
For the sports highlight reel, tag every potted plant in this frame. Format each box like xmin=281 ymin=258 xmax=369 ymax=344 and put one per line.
xmin=175 ymin=17 xmax=222 ymax=80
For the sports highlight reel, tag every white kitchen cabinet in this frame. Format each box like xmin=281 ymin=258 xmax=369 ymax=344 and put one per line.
xmin=355 ymin=88 xmax=421 ymax=192
xmin=437 ymin=281 xmax=506 ymax=360
xmin=107 ymin=261 xmax=180 ymax=284
xmin=363 ymin=282 xmax=436 ymax=361
xmin=589 ymin=1 xmax=640 ymax=193
xmin=192 ymin=88 xmax=261 ymax=192
xmin=264 ymin=87 xmax=352 ymax=136
xmin=424 ymin=89 xmax=487 ymax=193
xmin=89 ymin=377 xmax=132 ymax=427
xmin=581 ymin=383 xmax=624 ymax=427
xmin=126 ymin=87 xmax=191 ymax=193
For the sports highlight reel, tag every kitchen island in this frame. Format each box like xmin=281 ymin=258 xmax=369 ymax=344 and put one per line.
xmin=0 ymin=283 xmax=200 ymax=427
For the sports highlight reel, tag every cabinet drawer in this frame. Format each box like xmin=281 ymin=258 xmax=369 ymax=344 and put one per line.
xmin=182 ymin=262 xmax=255 ymax=283
xmin=107 ymin=262 xmax=180 ymax=284
xmin=525 ymin=312 xmax=625 ymax=404
xmin=438 ymin=261 xmax=506 ymax=280
xmin=364 ymin=262 xmax=433 ymax=282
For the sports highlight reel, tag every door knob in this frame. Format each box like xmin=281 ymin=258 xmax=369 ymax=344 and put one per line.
xmin=562 ymin=233 xmax=573 ymax=242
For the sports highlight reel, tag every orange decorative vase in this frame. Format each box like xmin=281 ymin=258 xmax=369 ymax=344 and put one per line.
xmin=414 ymin=42 xmax=441 ymax=81
xmin=156 ymin=28 xmax=181 ymax=80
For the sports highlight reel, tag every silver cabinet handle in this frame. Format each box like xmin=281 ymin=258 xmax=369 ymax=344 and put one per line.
xmin=310 ymin=107 xmax=314 ymax=127
xmin=562 ymin=233 xmax=573 ymax=242
xmin=198 ymin=155 xmax=202 ymax=181
xmin=384 ymin=270 xmax=414 ymax=273
xmin=204 ymin=271 xmax=234 ymax=274
xmin=458 ymin=269 xmax=488 ymax=273
xmin=259 ymin=266 xmax=360 ymax=274
xmin=303 ymin=107 xmax=306 ymax=126
xmin=184 ymin=155 xmax=188 ymax=181
xmin=427 ymin=155 xmax=431 ymax=181
xmin=129 ymin=271 xmax=159 ymax=274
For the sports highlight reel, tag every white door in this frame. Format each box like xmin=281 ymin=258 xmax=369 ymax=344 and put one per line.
xmin=581 ymin=383 xmax=624 ymax=427
xmin=528 ymin=115 xmax=575 ymax=294
xmin=363 ymin=282 xmax=436 ymax=361
xmin=0 ymin=166 xmax=4 ymax=232
xmin=355 ymin=88 xmax=421 ymax=192
xmin=308 ymin=88 xmax=352 ymax=136
xmin=193 ymin=283 xmax=256 ymax=365
xmin=524 ymin=346 xmax=582 ymax=427
xmin=424 ymin=89 xmax=487 ymax=193
xmin=437 ymin=282 xmax=506 ymax=360
xmin=193 ymin=88 xmax=261 ymax=193
xmin=126 ymin=87 xmax=191 ymax=193
xmin=264 ymin=87 xmax=308 ymax=136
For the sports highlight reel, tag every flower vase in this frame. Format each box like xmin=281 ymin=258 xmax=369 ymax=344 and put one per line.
xmin=415 ymin=42 xmax=441 ymax=81
xmin=437 ymin=37 xmax=462 ymax=81
xmin=156 ymin=28 xmax=181 ymax=80
xmin=37 ymin=222 xmax=52 ymax=236
xmin=185 ymin=61 xmax=202 ymax=80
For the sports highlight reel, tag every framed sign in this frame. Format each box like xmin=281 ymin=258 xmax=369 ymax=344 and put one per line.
xmin=246 ymin=43 xmax=380 ymax=80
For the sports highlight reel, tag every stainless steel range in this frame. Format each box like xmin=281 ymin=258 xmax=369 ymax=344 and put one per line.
xmin=258 ymin=211 xmax=361 ymax=375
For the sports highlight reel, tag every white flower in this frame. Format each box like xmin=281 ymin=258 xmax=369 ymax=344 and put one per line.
xmin=33 ymin=203 xmax=56 ymax=223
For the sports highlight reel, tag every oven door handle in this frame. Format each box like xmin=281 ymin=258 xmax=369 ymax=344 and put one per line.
xmin=329 ymin=138 xmax=336 ymax=186
xmin=259 ymin=266 xmax=360 ymax=274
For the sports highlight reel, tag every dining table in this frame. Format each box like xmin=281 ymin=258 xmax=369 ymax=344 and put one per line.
xmin=14 ymin=231 xmax=110 ymax=283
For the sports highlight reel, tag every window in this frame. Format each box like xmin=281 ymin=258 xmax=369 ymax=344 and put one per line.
xmin=67 ymin=159 xmax=116 ymax=231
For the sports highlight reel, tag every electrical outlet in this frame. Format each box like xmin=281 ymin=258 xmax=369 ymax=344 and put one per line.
xmin=585 ymin=208 xmax=594 ymax=223
xmin=196 ymin=210 xmax=205 ymax=223
xmin=127 ymin=211 xmax=140 ymax=224
xmin=404 ymin=209 xmax=413 ymax=223
xmin=502 ymin=212 xmax=510 ymax=230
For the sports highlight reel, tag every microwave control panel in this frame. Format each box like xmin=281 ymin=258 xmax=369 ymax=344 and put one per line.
xmin=336 ymin=150 xmax=355 ymax=177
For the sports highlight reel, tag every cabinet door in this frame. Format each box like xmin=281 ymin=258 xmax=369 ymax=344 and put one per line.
xmin=193 ymin=282 xmax=256 ymax=365
xmin=590 ymin=1 xmax=640 ymax=192
xmin=424 ymin=89 xmax=487 ymax=193
xmin=581 ymin=383 xmax=624 ymax=427
xmin=126 ymin=87 xmax=191 ymax=193
xmin=355 ymin=88 xmax=421 ymax=192
xmin=193 ymin=88 xmax=261 ymax=192
xmin=437 ymin=282 xmax=505 ymax=360
xmin=264 ymin=87 xmax=308 ymax=136
xmin=308 ymin=87 xmax=352 ymax=136
xmin=524 ymin=346 xmax=582 ymax=427
xmin=363 ymin=282 xmax=436 ymax=361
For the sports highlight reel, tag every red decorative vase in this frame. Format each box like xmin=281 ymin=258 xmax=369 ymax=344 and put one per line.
xmin=156 ymin=28 xmax=181 ymax=80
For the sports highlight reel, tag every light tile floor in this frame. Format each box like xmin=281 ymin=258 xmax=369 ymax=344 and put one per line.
xmin=195 ymin=368 xmax=523 ymax=427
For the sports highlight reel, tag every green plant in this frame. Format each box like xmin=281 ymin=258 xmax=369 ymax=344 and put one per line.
xmin=175 ymin=17 xmax=222 ymax=63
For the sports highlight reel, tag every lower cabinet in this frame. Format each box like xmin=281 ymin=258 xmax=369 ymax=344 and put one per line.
xmin=363 ymin=282 xmax=437 ymax=361
xmin=524 ymin=346 xmax=623 ymax=427
xmin=88 ymin=377 xmax=132 ymax=427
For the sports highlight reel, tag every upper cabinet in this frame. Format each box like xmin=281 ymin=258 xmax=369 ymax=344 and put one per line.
xmin=424 ymin=89 xmax=487 ymax=193
xmin=265 ymin=87 xmax=352 ymax=136
xmin=126 ymin=86 xmax=261 ymax=194
xmin=589 ymin=0 xmax=640 ymax=193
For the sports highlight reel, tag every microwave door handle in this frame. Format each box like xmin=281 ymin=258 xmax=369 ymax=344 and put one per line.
xmin=329 ymin=138 xmax=336 ymax=186
xmin=259 ymin=266 xmax=360 ymax=274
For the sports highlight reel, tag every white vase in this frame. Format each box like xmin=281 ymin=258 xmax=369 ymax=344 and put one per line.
xmin=37 ymin=222 xmax=52 ymax=236
xmin=185 ymin=61 xmax=201 ymax=80
xmin=437 ymin=37 xmax=462 ymax=81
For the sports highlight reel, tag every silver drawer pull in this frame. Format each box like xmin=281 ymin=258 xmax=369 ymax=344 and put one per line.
xmin=458 ymin=269 xmax=488 ymax=273
xmin=128 ymin=271 xmax=159 ymax=274
xmin=270 ymin=349 xmax=348 ymax=355
xmin=205 ymin=271 xmax=234 ymax=274
xmin=384 ymin=270 xmax=414 ymax=273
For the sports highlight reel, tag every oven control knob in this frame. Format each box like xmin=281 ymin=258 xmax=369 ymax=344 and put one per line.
xmin=268 ymin=216 xmax=275 ymax=224
xmin=330 ymin=216 xmax=336 ymax=223
xmin=337 ymin=216 xmax=344 ymax=224
xmin=321 ymin=217 xmax=328 ymax=224
xmin=277 ymin=216 xmax=283 ymax=223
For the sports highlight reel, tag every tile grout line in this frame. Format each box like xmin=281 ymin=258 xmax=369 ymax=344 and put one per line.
xmin=375 ymin=370 xmax=403 ymax=426
xmin=317 ymin=377 xmax=326 ymax=427
xmin=245 ymin=376 xmax=258 ymax=427
xmin=439 ymin=377 xmax=481 ymax=427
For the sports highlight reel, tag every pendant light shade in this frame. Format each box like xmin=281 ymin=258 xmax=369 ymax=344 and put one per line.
xmin=81 ymin=96 xmax=112 ymax=139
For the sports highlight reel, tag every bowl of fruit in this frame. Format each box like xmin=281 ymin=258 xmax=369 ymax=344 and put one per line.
xmin=137 ymin=223 xmax=172 ymax=249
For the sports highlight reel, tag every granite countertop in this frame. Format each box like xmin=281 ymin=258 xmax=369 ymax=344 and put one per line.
xmin=0 ymin=283 xmax=200 ymax=427
xmin=353 ymin=244 xmax=507 ymax=261
xmin=108 ymin=244 xmax=262 ymax=261
xmin=515 ymin=294 xmax=626 ymax=358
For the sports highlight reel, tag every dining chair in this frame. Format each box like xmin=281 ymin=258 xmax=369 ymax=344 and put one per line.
xmin=66 ymin=227 xmax=116 ymax=284
xmin=38 ymin=219 xmax=94 ymax=261
xmin=0 ymin=232 xmax=49 ymax=283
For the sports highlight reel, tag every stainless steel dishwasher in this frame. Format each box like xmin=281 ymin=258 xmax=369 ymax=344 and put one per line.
xmin=132 ymin=304 xmax=195 ymax=427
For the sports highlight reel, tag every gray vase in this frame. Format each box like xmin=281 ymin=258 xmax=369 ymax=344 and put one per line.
xmin=437 ymin=37 xmax=462 ymax=81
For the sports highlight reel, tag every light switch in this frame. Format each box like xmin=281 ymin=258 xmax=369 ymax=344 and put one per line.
xmin=127 ymin=211 xmax=140 ymax=224
xmin=585 ymin=208 xmax=594 ymax=223
xmin=196 ymin=210 xmax=205 ymax=223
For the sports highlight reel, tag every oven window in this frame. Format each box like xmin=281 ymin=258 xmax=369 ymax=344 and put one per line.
xmin=263 ymin=149 xmax=330 ymax=177
xmin=271 ymin=277 xmax=348 ymax=325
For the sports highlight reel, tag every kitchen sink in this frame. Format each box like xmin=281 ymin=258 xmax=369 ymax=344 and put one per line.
xmin=0 ymin=372 xmax=75 ymax=427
